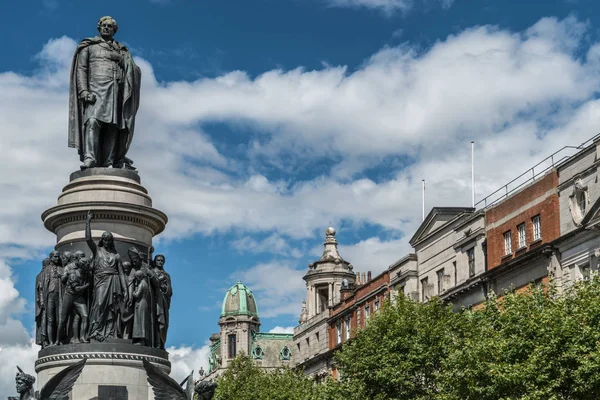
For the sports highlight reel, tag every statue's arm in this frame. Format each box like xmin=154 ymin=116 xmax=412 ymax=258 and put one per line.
xmin=76 ymin=46 xmax=90 ymax=96
xmin=37 ymin=279 xmax=44 ymax=307
xmin=85 ymin=213 xmax=97 ymax=258
xmin=164 ymin=273 xmax=173 ymax=298
xmin=61 ymin=267 xmax=70 ymax=284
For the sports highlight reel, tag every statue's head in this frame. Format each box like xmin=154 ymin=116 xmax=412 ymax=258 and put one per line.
xmin=61 ymin=251 xmax=73 ymax=266
xmin=154 ymin=254 xmax=165 ymax=270
xmin=15 ymin=367 xmax=35 ymax=394
xmin=122 ymin=261 xmax=132 ymax=275
xmin=134 ymin=269 xmax=145 ymax=282
xmin=49 ymin=251 xmax=60 ymax=266
xmin=99 ymin=231 xmax=114 ymax=249
xmin=74 ymin=250 xmax=86 ymax=260
xmin=97 ymin=16 xmax=118 ymax=39
xmin=127 ymin=247 xmax=145 ymax=268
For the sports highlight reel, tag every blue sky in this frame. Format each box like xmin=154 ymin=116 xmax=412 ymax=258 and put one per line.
xmin=1 ymin=0 xmax=600 ymax=392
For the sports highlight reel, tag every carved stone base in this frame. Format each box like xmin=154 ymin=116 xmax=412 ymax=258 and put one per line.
xmin=41 ymin=168 xmax=167 ymax=255
xmin=36 ymin=342 xmax=170 ymax=400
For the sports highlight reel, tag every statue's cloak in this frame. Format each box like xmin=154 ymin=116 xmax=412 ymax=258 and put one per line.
xmin=68 ymin=37 xmax=141 ymax=161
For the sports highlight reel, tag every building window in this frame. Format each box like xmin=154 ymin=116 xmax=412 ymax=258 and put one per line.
xmin=421 ymin=277 xmax=428 ymax=302
xmin=437 ymin=269 xmax=444 ymax=293
xmin=453 ymin=261 xmax=457 ymax=285
xmin=315 ymin=332 xmax=320 ymax=342
xmin=345 ymin=315 xmax=351 ymax=340
xmin=280 ymin=346 xmax=292 ymax=361
xmin=504 ymin=231 xmax=512 ymax=255
xmin=228 ymin=334 xmax=236 ymax=359
xmin=296 ymin=342 xmax=301 ymax=352
xmin=306 ymin=337 xmax=310 ymax=348
xmin=467 ymin=248 xmax=475 ymax=277
xmin=252 ymin=345 xmax=264 ymax=360
xmin=518 ymin=223 xmax=526 ymax=249
xmin=336 ymin=321 xmax=342 ymax=344
xmin=374 ymin=299 xmax=380 ymax=311
xmin=532 ymin=215 xmax=541 ymax=241
xmin=364 ymin=305 xmax=370 ymax=324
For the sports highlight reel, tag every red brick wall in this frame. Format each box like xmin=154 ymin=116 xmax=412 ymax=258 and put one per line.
xmin=328 ymin=271 xmax=390 ymax=350
xmin=485 ymin=171 xmax=559 ymax=269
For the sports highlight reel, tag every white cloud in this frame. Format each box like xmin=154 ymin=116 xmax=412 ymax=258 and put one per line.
xmin=326 ymin=0 xmax=454 ymax=13
xmin=0 ymin=341 xmax=38 ymax=397
xmin=167 ymin=344 xmax=211 ymax=383
xmin=268 ymin=326 xmax=295 ymax=334
xmin=232 ymin=233 xmax=303 ymax=258
xmin=235 ymin=262 xmax=306 ymax=318
xmin=340 ymin=237 xmax=409 ymax=275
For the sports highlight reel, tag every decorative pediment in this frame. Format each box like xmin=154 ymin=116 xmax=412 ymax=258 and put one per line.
xmin=409 ymin=207 xmax=475 ymax=246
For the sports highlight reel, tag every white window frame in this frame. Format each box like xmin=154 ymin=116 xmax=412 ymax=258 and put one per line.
xmin=518 ymin=223 xmax=526 ymax=249
xmin=504 ymin=231 xmax=512 ymax=255
xmin=364 ymin=305 xmax=370 ymax=324
xmin=437 ymin=269 xmax=444 ymax=294
xmin=336 ymin=321 xmax=342 ymax=344
xmin=467 ymin=248 xmax=475 ymax=277
xmin=374 ymin=299 xmax=380 ymax=312
xmin=532 ymin=215 xmax=541 ymax=241
xmin=345 ymin=315 xmax=351 ymax=340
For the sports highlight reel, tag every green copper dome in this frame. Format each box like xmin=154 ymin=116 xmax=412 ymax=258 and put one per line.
xmin=221 ymin=281 xmax=259 ymax=318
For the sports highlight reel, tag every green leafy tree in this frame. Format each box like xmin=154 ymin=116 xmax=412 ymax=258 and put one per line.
xmin=334 ymin=279 xmax=600 ymax=400
xmin=334 ymin=295 xmax=460 ymax=400
xmin=214 ymin=354 xmax=345 ymax=400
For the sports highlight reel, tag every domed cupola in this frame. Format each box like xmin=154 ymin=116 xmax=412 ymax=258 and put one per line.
xmin=221 ymin=281 xmax=259 ymax=318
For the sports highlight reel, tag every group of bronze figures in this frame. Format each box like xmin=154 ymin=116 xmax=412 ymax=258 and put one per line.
xmin=35 ymin=212 xmax=172 ymax=348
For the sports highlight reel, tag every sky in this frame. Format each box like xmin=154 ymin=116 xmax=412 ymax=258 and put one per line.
xmin=1 ymin=0 xmax=600 ymax=394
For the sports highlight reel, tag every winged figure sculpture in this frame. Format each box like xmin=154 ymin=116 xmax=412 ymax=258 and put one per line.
xmin=143 ymin=359 xmax=217 ymax=400
xmin=12 ymin=358 xmax=86 ymax=400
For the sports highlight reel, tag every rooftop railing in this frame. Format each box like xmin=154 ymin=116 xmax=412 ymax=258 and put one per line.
xmin=474 ymin=133 xmax=600 ymax=210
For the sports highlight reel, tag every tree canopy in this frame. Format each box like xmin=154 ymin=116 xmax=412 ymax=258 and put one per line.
xmin=214 ymin=278 xmax=600 ymax=400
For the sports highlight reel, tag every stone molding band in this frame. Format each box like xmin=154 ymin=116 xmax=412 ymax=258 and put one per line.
xmin=42 ymin=203 xmax=168 ymax=235
xmin=35 ymin=352 xmax=171 ymax=369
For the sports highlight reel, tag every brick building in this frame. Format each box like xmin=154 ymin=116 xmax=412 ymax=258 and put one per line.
xmin=480 ymin=170 xmax=560 ymax=297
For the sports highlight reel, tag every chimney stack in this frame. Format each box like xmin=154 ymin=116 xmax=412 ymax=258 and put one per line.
xmin=356 ymin=272 xmax=361 ymax=285
xmin=367 ymin=271 xmax=372 ymax=282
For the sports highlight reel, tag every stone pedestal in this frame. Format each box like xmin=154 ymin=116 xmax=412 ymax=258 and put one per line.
xmin=37 ymin=169 xmax=171 ymax=399
xmin=41 ymin=168 xmax=167 ymax=255
xmin=36 ymin=342 xmax=170 ymax=400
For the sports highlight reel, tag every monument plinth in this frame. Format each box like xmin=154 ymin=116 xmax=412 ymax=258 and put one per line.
xmin=42 ymin=168 xmax=168 ymax=256
xmin=35 ymin=342 xmax=170 ymax=399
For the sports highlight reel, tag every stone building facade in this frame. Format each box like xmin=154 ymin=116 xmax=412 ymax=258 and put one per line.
xmin=203 ymin=281 xmax=293 ymax=381
xmin=293 ymin=227 xmax=355 ymax=379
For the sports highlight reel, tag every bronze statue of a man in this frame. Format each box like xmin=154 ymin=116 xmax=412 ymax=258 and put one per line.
xmin=68 ymin=16 xmax=141 ymax=170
